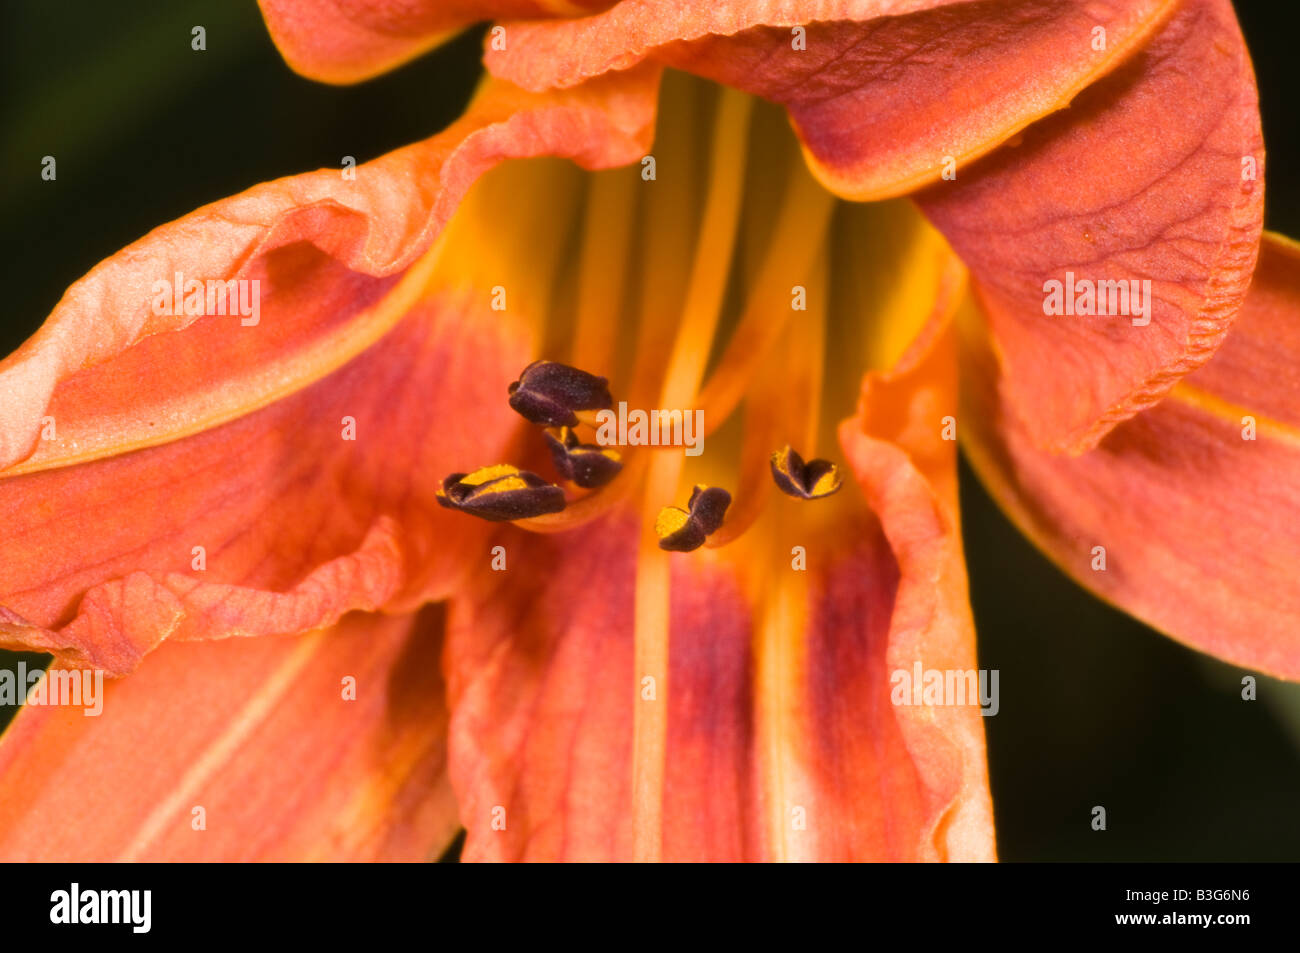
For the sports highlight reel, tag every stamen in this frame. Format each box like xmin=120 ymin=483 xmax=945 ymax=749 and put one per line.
xmin=507 ymin=359 xmax=612 ymax=427
xmin=544 ymin=426 xmax=623 ymax=488
xmin=686 ymin=484 xmax=730 ymax=534
xmin=512 ymin=453 xmax=647 ymax=534
xmin=571 ymin=169 xmax=637 ymax=377
xmin=769 ymin=445 xmax=843 ymax=500
xmin=700 ymin=409 xmax=775 ymax=549
xmin=626 ymin=72 xmax=707 ymax=411
xmin=753 ymin=521 xmax=811 ymax=863
xmin=633 ymin=85 xmax=753 ymax=863
xmin=695 ymin=165 xmax=836 ymax=436
xmin=435 ymin=465 xmax=565 ymax=521
xmin=655 ymin=484 xmax=732 ymax=552
xmin=707 ymin=253 xmax=828 ymax=547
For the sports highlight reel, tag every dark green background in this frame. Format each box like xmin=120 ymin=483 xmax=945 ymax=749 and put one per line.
xmin=1 ymin=1 xmax=1296 ymax=862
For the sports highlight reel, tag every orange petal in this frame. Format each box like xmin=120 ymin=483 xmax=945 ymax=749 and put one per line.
xmin=960 ymin=233 xmax=1300 ymax=681
xmin=444 ymin=474 xmax=992 ymax=861
xmin=0 ymin=69 xmax=658 ymax=477
xmin=0 ymin=70 xmax=659 ymax=675
xmin=442 ymin=268 xmax=993 ymax=863
xmin=920 ymin=0 xmax=1263 ymax=452
xmin=836 ymin=262 xmax=994 ymax=862
xmin=486 ymin=0 xmax=1176 ymax=200
xmin=258 ymin=0 xmax=618 ymax=84
xmin=0 ymin=286 xmax=524 ymax=676
xmin=0 ymin=608 xmax=456 ymax=861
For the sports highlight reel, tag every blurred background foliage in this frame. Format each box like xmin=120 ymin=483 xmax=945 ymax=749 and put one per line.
xmin=0 ymin=0 xmax=1296 ymax=861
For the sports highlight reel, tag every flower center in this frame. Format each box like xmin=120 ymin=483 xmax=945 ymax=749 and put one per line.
xmin=431 ymin=69 xmax=958 ymax=859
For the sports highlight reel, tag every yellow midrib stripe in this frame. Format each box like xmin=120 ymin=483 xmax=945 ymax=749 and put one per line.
xmin=1168 ymin=381 xmax=1300 ymax=449
xmin=4 ymin=236 xmax=448 ymax=479
xmin=119 ymin=631 xmax=325 ymax=861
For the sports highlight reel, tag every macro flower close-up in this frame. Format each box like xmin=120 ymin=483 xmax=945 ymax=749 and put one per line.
xmin=0 ymin=0 xmax=1297 ymax=872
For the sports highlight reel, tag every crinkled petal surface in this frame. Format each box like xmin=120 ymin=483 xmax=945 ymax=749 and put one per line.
xmin=960 ymin=234 xmax=1300 ymax=681
xmin=0 ymin=70 xmax=656 ymax=475
xmin=920 ymin=0 xmax=1263 ymax=452
xmin=0 ymin=70 xmax=659 ymax=675
xmin=0 ymin=609 xmax=456 ymax=861
xmin=486 ymin=0 xmax=1176 ymax=200
xmin=259 ymin=0 xmax=619 ymax=84
xmin=0 ymin=300 xmax=510 ymax=675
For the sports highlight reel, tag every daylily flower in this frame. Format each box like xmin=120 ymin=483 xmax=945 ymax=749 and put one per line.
xmin=0 ymin=0 xmax=1294 ymax=863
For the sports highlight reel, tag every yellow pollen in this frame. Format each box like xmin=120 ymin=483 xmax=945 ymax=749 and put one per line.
xmin=459 ymin=463 xmax=521 ymax=486
xmin=653 ymin=506 xmax=691 ymax=539
xmin=478 ymin=475 xmax=529 ymax=494
xmin=810 ymin=469 xmax=841 ymax=497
